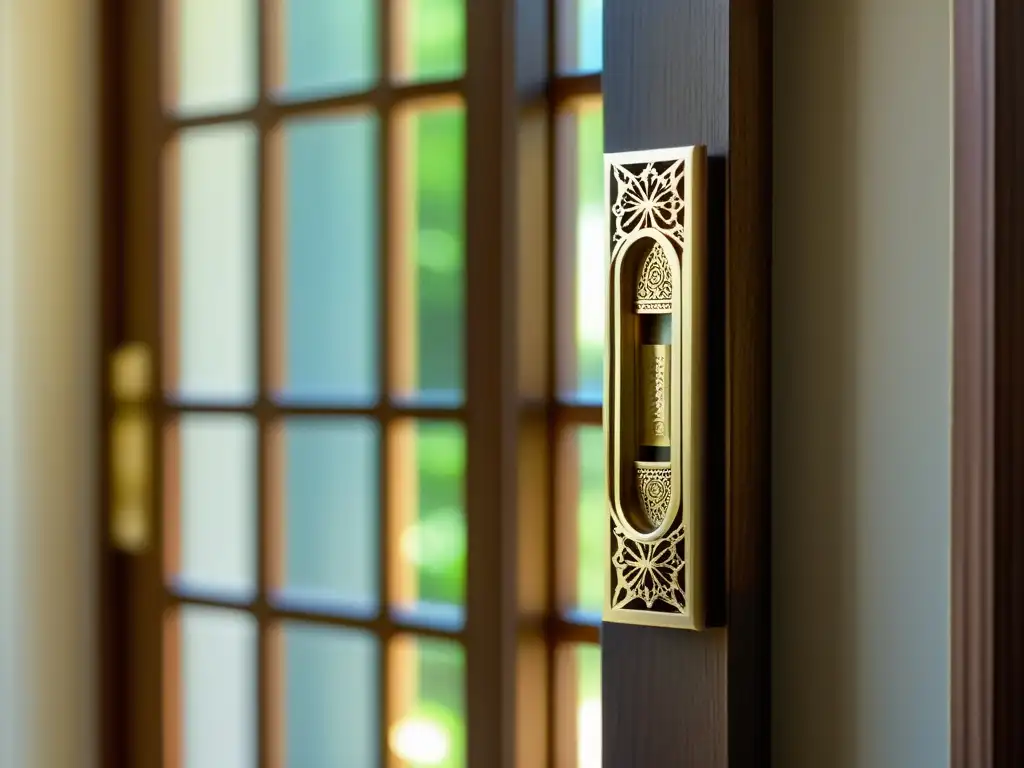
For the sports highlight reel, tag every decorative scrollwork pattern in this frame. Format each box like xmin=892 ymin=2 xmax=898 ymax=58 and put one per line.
xmin=636 ymin=463 xmax=671 ymax=525
xmin=648 ymin=352 xmax=667 ymax=442
xmin=608 ymin=148 xmax=699 ymax=626
xmin=611 ymin=160 xmax=686 ymax=248
xmin=610 ymin=517 xmax=686 ymax=612
xmin=635 ymin=243 xmax=673 ymax=313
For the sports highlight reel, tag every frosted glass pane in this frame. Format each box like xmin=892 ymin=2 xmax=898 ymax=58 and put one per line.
xmin=574 ymin=427 xmax=604 ymax=618
xmin=180 ymin=607 xmax=257 ymax=768
xmin=278 ymin=0 xmax=377 ymax=98
xmin=173 ymin=125 xmax=257 ymax=402
xmin=283 ymin=624 xmax=379 ymax=766
xmin=574 ymin=105 xmax=604 ymax=402
xmin=394 ymin=0 xmax=465 ymax=82
xmin=395 ymin=107 xmax=464 ymax=405
xmin=392 ymin=421 xmax=465 ymax=627
xmin=389 ymin=636 xmax=465 ymax=768
xmin=557 ymin=103 xmax=604 ymax=403
xmin=279 ymin=114 xmax=378 ymax=403
xmin=176 ymin=415 xmax=256 ymax=598
xmin=557 ymin=0 xmax=603 ymax=73
xmin=174 ymin=0 xmax=257 ymax=115
xmin=277 ymin=419 xmax=378 ymax=612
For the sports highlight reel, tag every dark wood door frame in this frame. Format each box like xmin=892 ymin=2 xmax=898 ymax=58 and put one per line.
xmin=97 ymin=0 xmax=130 ymax=766
xmin=952 ymin=1 xmax=1024 ymax=765
xmin=602 ymin=0 xmax=772 ymax=765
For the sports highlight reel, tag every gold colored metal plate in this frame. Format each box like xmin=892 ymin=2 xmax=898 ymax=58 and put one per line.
xmin=111 ymin=341 xmax=152 ymax=402
xmin=638 ymin=344 xmax=670 ymax=447
xmin=604 ymin=145 xmax=707 ymax=630
xmin=111 ymin=408 xmax=152 ymax=553
xmin=110 ymin=343 xmax=153 ymax=553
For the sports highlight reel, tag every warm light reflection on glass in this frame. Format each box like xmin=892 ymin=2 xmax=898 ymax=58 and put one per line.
xmin=389 ymin=716 xmax=451 ymax=766
xmin=392 ymin=421 xmax=466 ymax=625
xmin=572 ymin=644 xmax=602 ymax=768
xmin=399 ymin=510 xmax=465 ymax=570
xmin=578 ymin=697 xmax=601 ymax=768
xmin=389 ymin=635 xmax=465 ymax=766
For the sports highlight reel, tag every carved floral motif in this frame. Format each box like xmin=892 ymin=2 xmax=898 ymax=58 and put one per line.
xmin=611 ymin=160 xmax=686 ymax=248
xmin=610 ymin=519 xmax=686 ymax=612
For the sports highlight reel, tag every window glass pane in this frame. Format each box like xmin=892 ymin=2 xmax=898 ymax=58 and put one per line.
xmin=275 ymin=419 xmax=379 ymax=613
xmin=393 ymin=106 xmax=465 ymax=405
xmin=170 ymin=124 xmax=257 ymax=402
xmin=574 ymin=426 xmax=605 ymax=618
xmin=389 ymin=636 xmax=466 ymax=768
xmin=175 ymin=607 xmax=257 ymax=768
xmin=575 ymin=644 xmax=602 ymax=768
xmin=557 ymin=0 xmax=603 ymax=73
xmin=171 ymin=0 xmax=257 ymax=115
xmin=557 ymin=102 xmax=604 ymax=403
xmin=394 ymin=0 xmax=465 ymax=82
xmin=391 ymin=421 xmax=465 ymax=627
xmin=280 ymin=624 xmax=379 ymax=766
xmin=276 ymin=0 xmax=377 ymax=99
xmin=277 ymin=113 xmax=379 ymax=404
xmin=171 ymin=415 xmax=257 ymax=599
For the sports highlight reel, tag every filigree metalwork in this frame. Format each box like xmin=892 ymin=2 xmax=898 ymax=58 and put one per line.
xmin=606 ymin=145 xmax=705 ymax=630
xmin=610 ymin=519 xmax=686 ymax=612
xmin=611 ymin=160 xmax=686 ymax=248
xmin=636 ymin=463 xmax=671 ymax=525
xmin=634 ymin=243 xmax=673 ymax=313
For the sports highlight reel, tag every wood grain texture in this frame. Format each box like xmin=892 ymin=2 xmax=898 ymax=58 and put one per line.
xmin=98 ymin=1 xmax=129 ymax=766
xmin=124 ymin=2 xmax=163 ymax=767
xmin=953 ymin=1 xmax=1024 ymax=765
xmin=992 ymin=4 xmax=1024 ymax=762
xmin=602 ymin=0 xmax=772 ymax=766
xmin=992 ymin=7 xmax=1024 ymax=764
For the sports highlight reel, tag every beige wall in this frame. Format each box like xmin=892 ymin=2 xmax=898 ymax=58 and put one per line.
xmin=773 ymin=1 xmax=951 ymax=766
xmin=0 ymin=2 xmax=98 ymax=766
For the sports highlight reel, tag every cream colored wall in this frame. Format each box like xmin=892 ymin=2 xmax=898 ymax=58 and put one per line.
xmin=0 ymin=1 xmax=16 ymax=761
xmin=773 ymin=1 xmax=951 ymax=766
xmin=0 ymin=2 xmax=98 ymax=766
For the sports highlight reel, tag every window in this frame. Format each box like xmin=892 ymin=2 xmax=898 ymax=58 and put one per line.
xmin=551 ymin=34 xmax=604 ymax=768
xmin=112 ymin=0 xmax=604 ymax=765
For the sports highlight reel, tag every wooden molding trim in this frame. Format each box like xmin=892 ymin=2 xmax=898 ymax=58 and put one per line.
xmin=98 ymin=0 xmax=129 ymax=765
xmin=952 ymin=0 xmax=1024 ymax=764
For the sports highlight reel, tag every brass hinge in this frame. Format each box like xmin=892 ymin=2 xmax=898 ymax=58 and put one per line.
xmin=109 ymin=342 xmax=152 ymax=553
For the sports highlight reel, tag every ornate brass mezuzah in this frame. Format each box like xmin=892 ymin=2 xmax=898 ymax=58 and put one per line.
xmin=605 ymin=145 xmax=706 ymax=630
